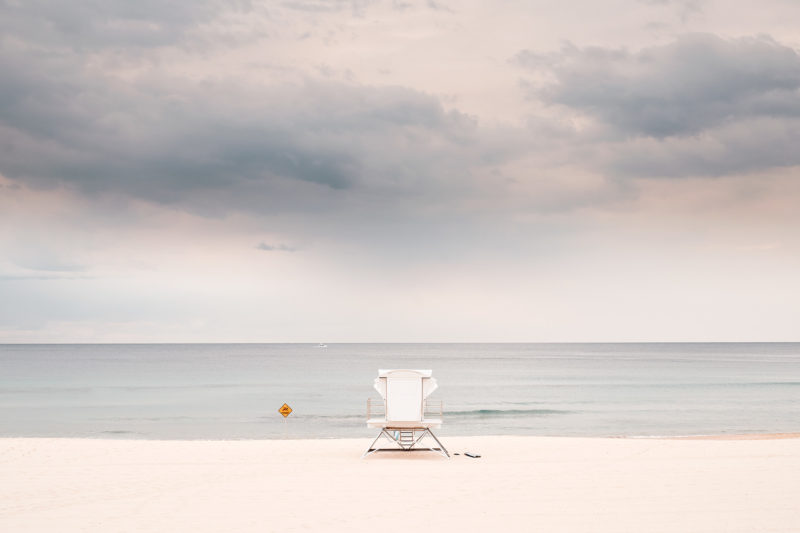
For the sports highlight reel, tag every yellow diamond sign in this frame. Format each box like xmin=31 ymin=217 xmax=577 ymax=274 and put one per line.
xmin=278 ymin=403 xmax=292 ymax=418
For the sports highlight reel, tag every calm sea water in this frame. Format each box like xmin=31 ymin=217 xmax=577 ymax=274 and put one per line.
xmin=1 ymin=343 xmax=798 ymax=439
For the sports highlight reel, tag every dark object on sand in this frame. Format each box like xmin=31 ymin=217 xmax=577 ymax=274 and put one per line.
xmin=465 ymin=452 xmax=481 ymax=458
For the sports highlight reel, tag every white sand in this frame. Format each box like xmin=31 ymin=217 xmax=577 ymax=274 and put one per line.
xmin=1 ymin=436 xmax=799 ymax=532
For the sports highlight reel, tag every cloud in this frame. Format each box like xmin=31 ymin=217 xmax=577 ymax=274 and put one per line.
xmin=256 ymin=243 xmax=297 ymax=252
xmin=281 ymin=0 xmax=375 ymax=15
xmin=606 ymin=116 xmax=800 ymax=178
xmin=0 ymin=274 xmax=90 ymax=281
xmin=0 ymin=0 xmax=247 ymax=50
xmin=516 ymin=33 xmax=800 ymax=178
xmin=3 ymin=0 xmax=609 ymax=273
xmin=519 ymin=34 xmax=800 ymax=138
xmin=638 ymin=0 xmax=703 ymax=22
xmin=0 ymin=0 xmax=611 ymax=223
xmin=0 ymin=40 xmax=501 ymax=215
xmin=1 ymin=248 xmax=87 ymax=279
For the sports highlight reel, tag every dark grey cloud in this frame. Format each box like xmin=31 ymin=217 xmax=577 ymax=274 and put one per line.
xmin=0 ymin=43 xmax=499 ymax=215
xmin=608 ymin=117 xmax=800 ymax=178
xmin=517 ymin=34 xmax=800 ymax=178
xmin=518 ymin=34 xmax=800 ymax=138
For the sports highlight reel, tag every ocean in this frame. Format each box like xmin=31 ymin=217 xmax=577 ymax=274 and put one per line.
xmin=1 ymin=343 xmax=798 ymax=439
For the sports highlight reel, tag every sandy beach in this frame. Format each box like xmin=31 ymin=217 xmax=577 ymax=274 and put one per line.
xmin=1 ymin=435 xmax=798 ymax=532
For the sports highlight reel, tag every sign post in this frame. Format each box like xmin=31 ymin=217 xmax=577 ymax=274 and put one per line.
xmin=278 ymin=403 xmax=292 ymax=438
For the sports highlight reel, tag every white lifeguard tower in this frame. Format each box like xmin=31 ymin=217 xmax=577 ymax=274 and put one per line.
xmin=363 ymin=369 xmax=449 ymax=458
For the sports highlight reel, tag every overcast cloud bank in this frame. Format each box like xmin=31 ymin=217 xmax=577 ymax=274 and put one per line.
xmin=1 ymin=0 xmax=799 ymax=341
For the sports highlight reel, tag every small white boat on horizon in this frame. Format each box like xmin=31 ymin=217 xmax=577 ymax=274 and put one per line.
xmin=317 ymin=343 xmax=328 ymax=348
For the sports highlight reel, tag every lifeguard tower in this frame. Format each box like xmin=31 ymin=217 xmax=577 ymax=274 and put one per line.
xmin=363 ymin=369 xmax=449 ymax=458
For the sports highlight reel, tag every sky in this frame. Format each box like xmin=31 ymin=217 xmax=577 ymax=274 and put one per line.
xmin=1 ymin=0 xmax=799 ymax=342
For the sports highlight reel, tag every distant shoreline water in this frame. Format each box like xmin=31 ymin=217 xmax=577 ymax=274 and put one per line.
xmin=2 ymin=343 xmax=799 ymax=440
